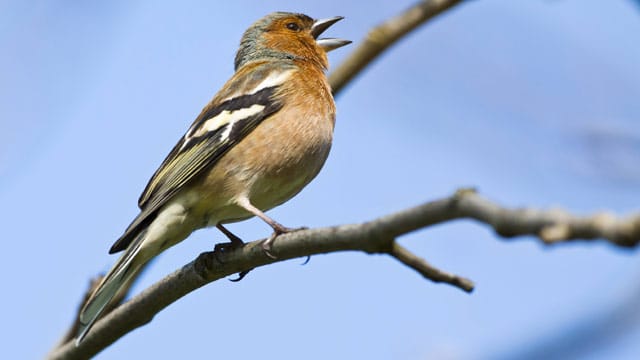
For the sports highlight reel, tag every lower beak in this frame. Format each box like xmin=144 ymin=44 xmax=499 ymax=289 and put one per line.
xmin=316 ymin=38 xmax=352 ymax=52
xmin=311 ymin=16 xmax=351 ymax=52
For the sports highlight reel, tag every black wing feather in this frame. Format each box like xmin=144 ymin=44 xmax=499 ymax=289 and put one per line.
xmin=109 ymin=86 xmax=282 ymax=253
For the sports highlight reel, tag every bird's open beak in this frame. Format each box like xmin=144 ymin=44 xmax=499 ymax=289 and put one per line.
xmin=311 ymin=16 xmax=352 ymax=52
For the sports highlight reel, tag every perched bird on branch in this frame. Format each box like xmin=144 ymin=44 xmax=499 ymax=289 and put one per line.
xmin=77 ymin=12 xmax=350 ymax=344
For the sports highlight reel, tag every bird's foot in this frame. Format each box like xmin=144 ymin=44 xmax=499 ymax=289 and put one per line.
xmin=213 ymin=239 xmax=243 ymax=259
xmin=261 ymin=225 xmax=308 ymax=259
xmin=214 ymin=224 xmax=253 ymax=281
xmin=213 ymin=225 xmax=245 ymax=262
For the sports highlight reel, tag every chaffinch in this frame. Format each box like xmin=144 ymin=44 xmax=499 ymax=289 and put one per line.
xmin=77 ymin=12 xmax=350 ymax=343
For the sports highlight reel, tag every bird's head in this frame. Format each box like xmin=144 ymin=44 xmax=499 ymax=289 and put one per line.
xmin=234 ymin=12 xmax=351 ymax=70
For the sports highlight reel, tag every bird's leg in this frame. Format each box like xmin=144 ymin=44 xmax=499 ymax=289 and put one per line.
xmin=237 ymin=199 xmax=307 ymax=259
xmin=214 ymin=224 xmax=252 ymax=282
xmin=215 ymin=223 xmax=245 ymax=253
xmin=215 ymin=224 xmax=244 ymax=249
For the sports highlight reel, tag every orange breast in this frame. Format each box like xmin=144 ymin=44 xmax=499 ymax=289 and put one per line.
xmin=190 ymin=64 xmax=336 ymax=224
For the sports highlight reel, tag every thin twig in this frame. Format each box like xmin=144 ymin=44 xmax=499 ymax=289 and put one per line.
xmin=389 ymin=241 xmax=475 ymax=292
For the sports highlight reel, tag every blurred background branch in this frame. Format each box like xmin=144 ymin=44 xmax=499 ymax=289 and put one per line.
xmin=329 ymin=0 xmax=465 ymax=95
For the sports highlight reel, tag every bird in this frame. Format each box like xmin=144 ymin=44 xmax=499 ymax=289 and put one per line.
xmin=76 ymin=12 xmax=350 ymax=344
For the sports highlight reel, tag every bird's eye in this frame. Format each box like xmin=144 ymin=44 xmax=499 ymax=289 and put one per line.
xmin=286 ymin=22 xmax=300 ymax=31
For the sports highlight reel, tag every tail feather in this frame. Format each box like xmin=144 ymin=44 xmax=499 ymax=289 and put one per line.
xmin=76 ymin=229 xmax=148 ymax=345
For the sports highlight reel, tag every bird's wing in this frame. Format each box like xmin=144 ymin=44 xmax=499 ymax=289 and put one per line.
xmin=109 ymin=65 xmax=293 ymax=253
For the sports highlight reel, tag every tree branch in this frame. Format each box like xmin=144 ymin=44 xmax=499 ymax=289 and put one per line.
xmin=329 ymin=0 xmax=465 ymax=96
xmin=47 ymin=188 xmax=640 ymax=359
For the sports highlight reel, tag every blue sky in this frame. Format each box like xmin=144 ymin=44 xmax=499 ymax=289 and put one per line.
xmin=2 ymin=1 xmax=640 ymax=359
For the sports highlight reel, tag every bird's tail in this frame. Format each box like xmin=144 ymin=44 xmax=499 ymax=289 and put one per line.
xmin=76 ymin=229 xmax=149 ymax=345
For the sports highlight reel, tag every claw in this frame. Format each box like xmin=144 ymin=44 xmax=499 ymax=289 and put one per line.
xmin=300 ymin=256 xmax=311 ymax=265
xmin=262 ymin=233 xmax=278 ymax=259
xmin=229 ymin=269 xmax=252 ymax=282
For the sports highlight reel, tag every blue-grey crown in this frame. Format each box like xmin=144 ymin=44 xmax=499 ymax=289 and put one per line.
xmin=234 ymin=12 xmax=312 ymax=70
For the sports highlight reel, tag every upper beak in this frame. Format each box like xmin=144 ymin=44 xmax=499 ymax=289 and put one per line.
xmin=311 ymin=16 xmax=352 ymax=52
